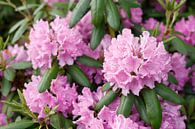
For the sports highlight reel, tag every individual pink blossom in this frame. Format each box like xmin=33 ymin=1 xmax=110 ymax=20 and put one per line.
xmin=26 ymin=20 xmax=58 ymax=71
xmin=23 ymin=75 xmax=77 ymax=118
xmin=0 ymin=113 xmax=7 ymax=126
xmin=143 ymin=18 xmax=166 ymax=41
xmin=76 ymin=12 xmax=92 ymax=43
xmin=131 ymin=8 xmax=143 ymax=23
xmin=120 ymin=8 xmax=143 ymax=28
xmin=174 ymin=16 xmax=195 ymax=46
xmin=161 ymin=102 xmax=186 ymax=129
xmin=103 ymin=29 xmax=171 ymax=95
xmin=50 ymin=76 xmax=78 ymax=116
xmin=51 ymin=17 xmax=85 ymax=67
xmin=169 ymin=53 xmax=190 ymax=91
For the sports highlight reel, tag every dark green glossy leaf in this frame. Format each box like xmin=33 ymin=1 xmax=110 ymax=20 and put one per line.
xmin=168 ymin=73 xmax=178 ymax=85
xmin=95 ymin=90 xmax=118 ymax=111
xmin=91 ymin=0 xmax=105 ymax=26
xmin=106 ymin=0 xmax=120 ymax=30
xmin=134 ymin=96 xmax=150 ymax=124
xmin=69 ymin=0 xmax=91 ymax=27
xmin=66 ymin=64 xmax=92 ymax=88
xmin=155 ymin=83 xmax=184 ymax=104
xmin=142 ymin=88 xmax=162 ymax=129
xmin=77 ymin=55 xmax=102 ymax=68
xmin=90 ymin=24 xmax=105 ymax=50
xmin=117 ymin=93 xmax=134 ymax=117
xmin=102 ymin=83 xmax=111 ymax=92
xmin=38 ymin=62 xmax=59 ymax=93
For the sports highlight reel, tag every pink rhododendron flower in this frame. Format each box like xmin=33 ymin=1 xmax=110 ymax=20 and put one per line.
xmin=161 ymin=102 xmax=186 ymax=129
xmin=143 ymin=18 xmax=166 ymax=41
xmin=27 ymin=17 xmax=85 ymax=70
xmin=0 ymin=44 xmax=28 ymax=67
xmin=169 ymin=53 xmax=190 ymax=91
xmin=23 ymin=75 xmax=77 ymax=118
xmin=77 ymin=12 xmax=92 ymax=43
xmin=51 ymin=17 xmax=85 ymax=66
xmin=0 ymin=113 xmax=7 ymax=126
xmin=73 ymin=88 xmax=146 ymax=129
xmin=175 ymin=16 xmax=195 ymax=46
xmin=103 ymin=29 xmax=171 ymax=95
xmin=120 ymin=8 xmax=143 ymax=28
xmin=26 ymin=20 xmax=58 ymax=70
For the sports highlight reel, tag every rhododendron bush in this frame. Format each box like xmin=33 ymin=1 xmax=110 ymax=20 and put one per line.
xmin=0 ymin=0 xmax=195 ymax=128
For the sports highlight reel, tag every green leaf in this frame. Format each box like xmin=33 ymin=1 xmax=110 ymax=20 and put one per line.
xmin=50 ymin=113 xmax=75 ymax=129
xmin=4 ymin=68 xmax=16 ymax=82
xmin=9 ymin=19 xmax=27 ymax=34
xmin=91 ymin=0 xmax=105 ymax=26
xmin=171 ymin=37 xmax=188 ymax=55
xmin=34 ymin=11 xmax=44 ymax=22
xmin=155 ymin=83 xmax=185 ymax=104
xmin=11 ymin=61 xmax=32 ymax=70
xmin=11 ymin=20 xmax=28 ymax=43
xmin=188 ymin=96 xmax=195 ymax=117
xmin=77 ymin=55 xmax=102 ymax=68
xmin=142 ymin=88 xmax=162 ymax=129
xmin=95 ymin=90 xmax=118 ymax=111
xmin=117 ymin=93 xmax=134 ymax=117
xmin=102 ymin=83 xmax=111 ymax=92
xmin=90 ymin=24 xmax=105 ymax=50
xmin=0 ymin=36 xmax=4 ymax=50
xmin=38 ymin=62 xmax=59 ymax=93
xmin=69 ymin=0 xmax=91 ymax=27
xmin=168 ymin=73 xmax=178 ymax=85
xmin=33 ymin=3 xmax=45 ymax=15
xmin=50 ymin=113 xmax=65 ymax=129
xmin=16 ymin=4 xmax=38 ymax=11
xmin=17 ymin=90 xmax=26 ymax=106
xmin=118 ymin=0 xmax=140 ymax=17
xmin=0 ymin=120 xmax=35 ymax=129
xmin=134 ymin=96 xmax=150 ymax=124
xmin=106 ymin=0 xmax=120 ymax=30
xmin=1 ymin=78 xmax=11 ymax=96
xmin=66 ymin=64 xmax=92 ymax=88
xmin=2 ymin=101 xmax=21 ymax=109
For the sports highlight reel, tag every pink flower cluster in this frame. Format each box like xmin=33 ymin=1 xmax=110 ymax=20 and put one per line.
xmin=169 ymin=53 xmax=190 ymax=91
xmin=27 ymin=17 xmax=85 ymax=71
xmin=73 ymin=87 xmax=185 ymax=129
xmin=103 ymin=29 xmax=171 ymax=95
xmin=160 ymin=102 xmax=186 ymax=129
xmin=0 ymin=44 xmax=28 ymax=67
xmin=120 ymin=8 xmax=143 ymax=28
xmin=23 ymin=75 xmax=77 ymax=118
xmin=143 ymin=18 xmax=166 ymax=41
xmin=175 ymin=15 xmax=195 ymax=46
xmin=72 ymin=88 xmax=146 ymax=129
